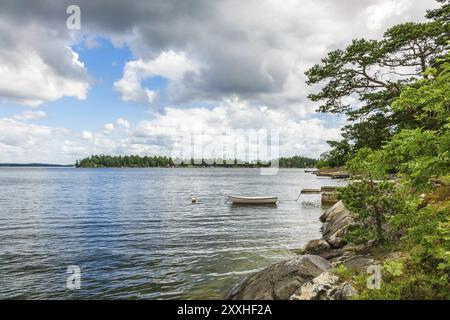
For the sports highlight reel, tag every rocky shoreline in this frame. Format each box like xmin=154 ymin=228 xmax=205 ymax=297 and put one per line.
xmin=227 ymin=201 xmax=375 ymax=300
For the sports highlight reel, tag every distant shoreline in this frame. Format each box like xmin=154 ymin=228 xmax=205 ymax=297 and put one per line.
xmin=74 ymin=166 xmax=317 ymax=169
xmin=0 ymin=163 xmax=74 ymax=168
xmin=0 ymin=165 xmax=317 ymax=169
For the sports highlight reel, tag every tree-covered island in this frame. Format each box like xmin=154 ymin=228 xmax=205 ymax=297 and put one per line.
xmin=75 ymin=155 xmax=318 ymax=168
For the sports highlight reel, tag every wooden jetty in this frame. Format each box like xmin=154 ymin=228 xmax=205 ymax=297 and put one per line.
xmin=300 ymin=186 xmax=339 ymax=204
xmin=299 ymin=180 xmax=396 ymax=205
xmin=300 ymin=188 xmax=321 ymax=194
xmin=331 ymin=173 xmax=350 ymax=179
xmin=321 ymin=191 xmax=338 ymax=204
xmin=314 ymin=172 xmax=350 ymax=179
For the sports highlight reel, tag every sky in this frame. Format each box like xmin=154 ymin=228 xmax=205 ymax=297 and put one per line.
xmin=0 ymin=0 xmax=438 ymax=164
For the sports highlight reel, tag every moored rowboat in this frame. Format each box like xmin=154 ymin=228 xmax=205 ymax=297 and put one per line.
xmin=228 ymin=195 xmax=278 ymax=204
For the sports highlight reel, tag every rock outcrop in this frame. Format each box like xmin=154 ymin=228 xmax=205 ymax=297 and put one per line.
xmin=330 ymin=252 xmax=375 ymax=271
xmin=227 ymin=201 xmax=369 ymax=300
xmin=290 ymin=272 xmax=357 ymax=300
xmin=299 ymin=239 xmax=331 ymax=254
xmin=227 ymin=255 xmax=331 ymax=300
xmin=320 ymin=201 xmax=353 ymax=248
xmin=300 ymin=201 xmax=354 ymax=256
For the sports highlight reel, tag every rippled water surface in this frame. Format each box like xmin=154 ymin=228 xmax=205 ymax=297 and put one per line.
xmin=0 ymin=168 xmax=345 ymax=299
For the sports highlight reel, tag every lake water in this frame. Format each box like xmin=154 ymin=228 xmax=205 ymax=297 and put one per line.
xmin=0 ymin=168 xmax=345 ymax=299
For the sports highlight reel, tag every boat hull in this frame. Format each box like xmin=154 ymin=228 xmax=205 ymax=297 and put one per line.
xmin=228 ymin=196 xmax=278 ymax=204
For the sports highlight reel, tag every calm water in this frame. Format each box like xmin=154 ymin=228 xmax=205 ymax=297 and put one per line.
xmin=0 ymin=168 xmax=344 ymax=299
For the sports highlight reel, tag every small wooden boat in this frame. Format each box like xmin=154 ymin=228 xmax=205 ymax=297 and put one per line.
xmin=228 ymin=195 xmax=278 ymax=205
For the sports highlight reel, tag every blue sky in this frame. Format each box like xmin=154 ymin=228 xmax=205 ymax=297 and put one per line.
xmin=0 ymin=0 xmax=434 ymax=164
xmin=0 ymin=38 xmax=152 ymax=130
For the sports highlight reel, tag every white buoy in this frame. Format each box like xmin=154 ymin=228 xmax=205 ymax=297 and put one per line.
xmin=192 ymin=196 xmax=198 ymax=203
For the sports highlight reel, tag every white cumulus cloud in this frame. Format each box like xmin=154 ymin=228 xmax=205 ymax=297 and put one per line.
xmin=116 ymin=118 xmax=131 ymax=129
xmin=103 ymin=123 xmax=115 ymax=134
xmin=81 ymin=130 xmax=94 ymax=141
xmin=0 ymin=17 xmax=90 ymax=107
xmin=365 ymin=0 xmax=413 ymax=30
xmin=13 ymin=110 xmax=46 ymax=121
xmin=114 ymin=50 xmax=201 ymax=105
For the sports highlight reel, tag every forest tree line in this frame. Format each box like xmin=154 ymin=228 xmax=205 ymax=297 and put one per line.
xmin=75 ymin=155 xmax=318 ymax=168
xmin=307 ymin=0 xmax=449 ymax=299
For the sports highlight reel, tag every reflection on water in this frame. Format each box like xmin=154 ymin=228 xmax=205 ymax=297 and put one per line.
xmin=0 ymin=168 xmax=345 ymax=299
xmin=229 ymin=203 xmax=278 ymax=208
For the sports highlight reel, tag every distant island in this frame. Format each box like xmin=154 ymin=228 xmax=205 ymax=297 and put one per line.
xmin=75 ymin=155 xmax=318 ymax=168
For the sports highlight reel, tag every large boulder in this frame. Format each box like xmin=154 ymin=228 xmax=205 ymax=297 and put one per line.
xmin=299 ymin=239 xmax=331 ymax=254
xmin=320 ymin=200 xmax=344 ymax=222
xmin=320 ymin=201 xmax=354 ymax=248
xmin=290 ymin=272 xmax=357 ymax=300
xmin=330 ymin=254 xmax=375 ymax=272
xmin=227 ymin=255 xmax=331 ymax=300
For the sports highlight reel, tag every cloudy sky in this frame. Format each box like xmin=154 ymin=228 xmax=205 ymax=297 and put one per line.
xmin=0 ymin=0 xmax=437 ymax=164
